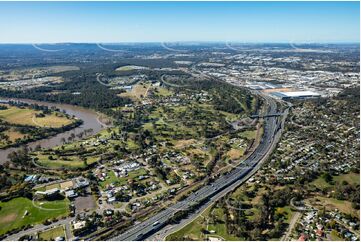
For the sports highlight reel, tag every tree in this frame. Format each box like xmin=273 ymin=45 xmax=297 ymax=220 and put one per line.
xmin=322 ymin=173 xmax=333 ymax=183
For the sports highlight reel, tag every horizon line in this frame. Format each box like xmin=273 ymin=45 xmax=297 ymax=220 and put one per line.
xmin=0 ymin=41 xmax=359 ymax=45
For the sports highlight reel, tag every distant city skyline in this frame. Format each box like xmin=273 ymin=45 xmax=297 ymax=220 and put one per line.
xmin=0 ymin=1 xmax=359 ymax=43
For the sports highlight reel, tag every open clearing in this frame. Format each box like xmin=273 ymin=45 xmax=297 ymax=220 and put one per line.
xmin=311 ymin=172 xmax=360 ymax=189
xmin=0 ymin=197 xmax=69 ymax=235
xmin=3 ymin=129 xmax=26 ymax=141
xmin=119 ymin=83 xmax=151 ymax=100
xmin=74 ymin=195 xmax=96 ymax=213
xmin=32 ymin=114 xmax=72 ymax=128
xmin=115 ymin=65 xmax=149 ymax=72
xmin=153 ymin=86 xmax=173 ymax=97
xmin=166 ymin=205 xmax=240 ymax=241
xmin=226 ymin=148 xmax=244 ymax=160
xmin=35 ymin=154 xmax=99 ymax=169
xmin=0 ymin=105 xmax=72 ymax=128
xmin=0 ymin=129 xmax=26 ymax=148
xmin=239 ymin=130 xmax=257 ymax=140
xmin=333 ymin=172 xmax=360 ymax=185
xmin=38 ymin=226 xmax=65 ymax=240
xmin=308 ymin=196 xmax=359 ymax=218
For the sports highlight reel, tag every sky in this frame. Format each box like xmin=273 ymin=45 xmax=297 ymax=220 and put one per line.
xmin=0 ymin=1 xmax=359 ymax=43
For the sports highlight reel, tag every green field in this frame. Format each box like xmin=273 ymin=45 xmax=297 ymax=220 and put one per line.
xmin=239 ymin=130 xmax=257 ymax=140
xmin=35 ymin=154 xmax=98 ymax=169
xmin=166 ymin=206 xmax=211 ymax=241
xmin=115 ymin=65 xmax=147 ymax=72
xmin=32 ymin=127 xmax=139 ymax=169
xmin=275 ymin=206 xmax=294 ymax=223
xmin=310 ymin=196 xmax=359 ymax=217
xmin=35 ymin=183 xmax=61 ymax=192
xmin=38 ymin=225 xmax=65 ymax=240
xmin=0 ymin=105 xmax=72 ymax=128
xmin=330 ymin=230 xmax=344 ymax=241
xmin=119 ymin=83 xmax=151 ymax=100
xmin=311 ymin=176 xmax=331 ymax=189
xmin=0 ymin=197 xmax=69 ymax=235
xmin=311 ymin=172 xmax=360 ymax=189
xmin=0 ymin=104 xmax=76 ymax=149
xmin=153 ymin=86 xmax=173 ymax=97
xmin=32 ymin=114 xmax=72 ymax=128
xmin=0 ymin=128 xmax=26 ymax=148
xmin=166 ymin=206 xmax=241 ymax=241
xmin=333 ymin=172 xmax=360 ymax=185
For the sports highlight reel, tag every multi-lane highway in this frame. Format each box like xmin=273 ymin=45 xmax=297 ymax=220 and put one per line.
xmin=111 ymin=94 xmax=284 ymax=241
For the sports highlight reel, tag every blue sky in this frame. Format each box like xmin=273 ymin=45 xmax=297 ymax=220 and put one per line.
xmin=0 ymin=1 xmax=359 ymax=43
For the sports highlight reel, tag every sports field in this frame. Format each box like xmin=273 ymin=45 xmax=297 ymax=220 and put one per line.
xmin=0 ymin=197 xmax=69 ymax=235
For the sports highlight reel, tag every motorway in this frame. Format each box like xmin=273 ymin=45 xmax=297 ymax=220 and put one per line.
xmin=111 ymin=93 xmax=284 ymax=241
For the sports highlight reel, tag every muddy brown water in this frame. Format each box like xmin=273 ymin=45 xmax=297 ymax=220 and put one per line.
xmin=0 ymin=98 xmax=106 ymax=163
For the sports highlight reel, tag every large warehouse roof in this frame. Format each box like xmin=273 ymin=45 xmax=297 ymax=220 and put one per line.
xmin=279 ymin=91 xmax=320 ymax=97
xmin=272 ymin=91 xmax=320 ymax=98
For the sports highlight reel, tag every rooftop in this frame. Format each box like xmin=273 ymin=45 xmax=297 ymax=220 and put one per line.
xmin=272 ymin=91 xmax=320 ymax=98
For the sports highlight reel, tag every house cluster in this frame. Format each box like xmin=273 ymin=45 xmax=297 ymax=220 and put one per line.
xmin=101 ymin=176 xmax=160 ymax=204
xmin=228 ymin=138 xmax=248 ymax=149
xmin=114 ymin=162 xmax=141 ymax=177
xmin=95 ymin=158 xmax=165 ymax=205
xmin=82 ymin=137 xmax=109 ymax=147
xmin=102 ymin=183 xmax=130 ymax=204
xmin=162 ymin=151 xmax=191 ymax=165
xmin=263 ymin=96 xmax=359 ymax=184
xmin=263 ymin=139 xmax=320 ymax=184
xmin=107 ymin=74 xmax=147 ymax=89
xmin=127 ymin=186 xmax=178 ymax=212
xmin=181 ymin=170 xmax=195 ymax=180
xmin=95 ymin=161 xmax=143 ymax=183
xmin=0 ymin=76 xmax=63 ymax=90
xmin=295 ymin=209 xmax=359 ymax=241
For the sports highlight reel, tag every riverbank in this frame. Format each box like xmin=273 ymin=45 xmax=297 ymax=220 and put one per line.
xmin=0 ymin=98 xmax=108 ymax=163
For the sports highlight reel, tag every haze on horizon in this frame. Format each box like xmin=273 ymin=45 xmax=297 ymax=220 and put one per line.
xmin=0 ymin=1 xmax=359 ymax=44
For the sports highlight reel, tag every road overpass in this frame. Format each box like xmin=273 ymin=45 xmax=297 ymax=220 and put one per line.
xmin=250 ymin=113 xmax=283 ymax=119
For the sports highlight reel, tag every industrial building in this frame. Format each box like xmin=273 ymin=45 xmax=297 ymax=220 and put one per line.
xmin=270 ymin=91 xmax=321 ymax=100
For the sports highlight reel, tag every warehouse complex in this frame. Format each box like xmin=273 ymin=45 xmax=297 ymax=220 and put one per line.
xmin=270 ymin=91 xmax=321 ymax=100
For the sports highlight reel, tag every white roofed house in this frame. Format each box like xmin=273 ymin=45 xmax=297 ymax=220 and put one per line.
xmin=65 ymin=190 xmax=78 ymax=199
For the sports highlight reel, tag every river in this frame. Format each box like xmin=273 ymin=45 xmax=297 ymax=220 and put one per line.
xmin=0 ymin=98 xmax=107 ymax=163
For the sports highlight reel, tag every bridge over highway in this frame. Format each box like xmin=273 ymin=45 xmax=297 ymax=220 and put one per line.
xmin=250 ymin=112 xmax=283 ymax=119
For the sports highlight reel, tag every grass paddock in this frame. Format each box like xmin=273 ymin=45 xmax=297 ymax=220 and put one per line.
xmin=0 ymin=197 xmax=69 ymax=235
xmin=38 ymin=225 xmax=65 ymax=240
